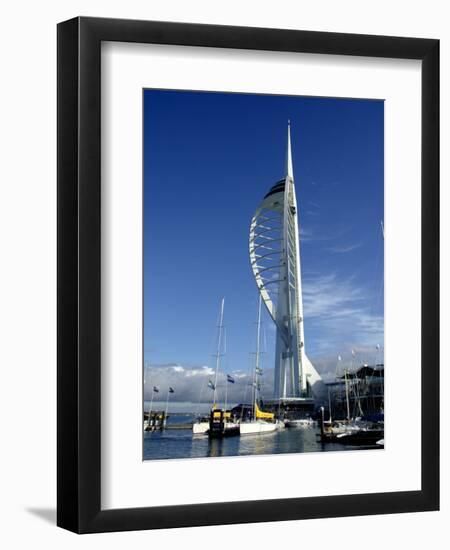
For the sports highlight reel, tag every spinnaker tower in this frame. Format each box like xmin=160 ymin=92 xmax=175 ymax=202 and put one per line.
xmin=249 ymin=122 xmax=326 ymax=404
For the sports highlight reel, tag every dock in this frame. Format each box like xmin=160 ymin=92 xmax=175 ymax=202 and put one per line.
xmin=144 ymin=410 xmax=193 ymax=431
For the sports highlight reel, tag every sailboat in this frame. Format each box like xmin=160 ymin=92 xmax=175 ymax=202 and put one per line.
xmin=239 ymin=296 xmax=280 ymax=435
xmin=192 ymin=416 xmax=210 ymax=435
xmin=192 ymin=298 xmax=239 ymax=437
xmin=322 ymin=356 xmax=384 ymax=443
xmin=324 ymin=221 xmax=385 ymax=442
xmin=323 ymin=365 xmax=362 ymax=438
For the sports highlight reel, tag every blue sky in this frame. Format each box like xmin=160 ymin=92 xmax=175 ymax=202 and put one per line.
xmin=143 ymin=89 xmax=384 ymax=400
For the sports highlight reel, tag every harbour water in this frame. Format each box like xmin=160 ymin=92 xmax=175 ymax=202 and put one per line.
xmin=143 ymin=414 xmax=383 ymax=461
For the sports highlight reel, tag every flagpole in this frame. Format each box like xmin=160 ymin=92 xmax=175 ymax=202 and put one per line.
xmin=164 ymin=389 xmax=170 ymax=425
xmin=144 ymin=368 xmax=150 ymax=428
xmin=225 ymin=379 xmax=228 ymax=412
xmin=350 ymin=349 xmax=356 ymax=419
xmin=148 ymin=389 xmax=155 ymax=431
xmin=328 ymin=387 xmax=332 ymax=423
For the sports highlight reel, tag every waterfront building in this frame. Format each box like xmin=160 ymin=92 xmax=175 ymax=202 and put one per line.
xmin=327 ymin=364 xmax=384 ymax=420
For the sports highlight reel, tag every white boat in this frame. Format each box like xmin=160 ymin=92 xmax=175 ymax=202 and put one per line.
xmin=240 ymin=419 xmax=277 ymax=435
xmin=192 ymin=420 xmax=209 ymax=435
xmin=328 ymin=421 xmax=361 ymax=435
xmin=239 ymin=297 xmax=279 ymax=436
xmin=284 ymin=418 xmax=316 ymax=428
xmin=192 ymin=298 xmax=239 ymax=438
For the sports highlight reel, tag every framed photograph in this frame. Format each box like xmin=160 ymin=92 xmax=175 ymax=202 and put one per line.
xmin=57 ymin=17 xmax=439 ymax=533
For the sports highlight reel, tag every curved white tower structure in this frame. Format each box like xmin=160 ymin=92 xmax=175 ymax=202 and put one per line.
xmin=249 ymin=122 xmax=326 ymax=402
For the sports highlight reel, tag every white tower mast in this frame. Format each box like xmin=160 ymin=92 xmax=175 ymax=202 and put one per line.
xmin=287 ymin=122 xmax=308 ymax=394
xmin=249 ymin=121 xmax=326 ymax=402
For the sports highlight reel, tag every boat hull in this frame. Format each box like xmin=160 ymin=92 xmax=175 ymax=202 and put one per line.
xmin=333 ymin=429 xmax=384 ymax=445
xmin=192 ymin=421 xmax=209 ymax=435
xmin=208 ymin=423 xmax=240 ymax=438
xmin=240 ymin=421 xmax=278 ymax=435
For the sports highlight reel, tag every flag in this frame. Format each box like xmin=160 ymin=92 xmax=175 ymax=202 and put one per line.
xmin=337 ymin=355 xmax=342 ymax=361
xmin=208 ymin=380 xmax=215 ymax=390
xmin=227 ymin=374 xmax=235 ymax=384
xmin=153 ymin=386 xmax=159 ymax=393
xmin=168 ymin=387 xmax=175 ymax=393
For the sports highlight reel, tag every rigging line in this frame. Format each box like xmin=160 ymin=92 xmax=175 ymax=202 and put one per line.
xmin=240 ymin=353 xmax=252 ymax=420
xmin=198 ymin=306 xmax=222 ymax=415
xmin=196 ymin=377 xmax=206 ymax=419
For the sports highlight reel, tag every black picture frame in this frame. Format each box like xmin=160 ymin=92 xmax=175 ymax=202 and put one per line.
xmin=57 ymin=16 xmax=439 ymax=534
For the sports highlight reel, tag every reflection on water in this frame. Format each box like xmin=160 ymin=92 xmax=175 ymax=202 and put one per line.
xmin=143 ymin=425 xmax=382 ymax=461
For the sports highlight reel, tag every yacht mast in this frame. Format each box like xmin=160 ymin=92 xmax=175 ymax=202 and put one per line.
xmin=212 ymin=297 xmax=225 ymax=408
xmin=253 ymin=295 xmax=263 ymax=420
xmin=344 ymin=370 xmax=351 ymax=422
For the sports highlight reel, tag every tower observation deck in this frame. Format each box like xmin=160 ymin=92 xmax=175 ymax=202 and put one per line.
xmin=249 ymin=122 xmax=327 ymax=404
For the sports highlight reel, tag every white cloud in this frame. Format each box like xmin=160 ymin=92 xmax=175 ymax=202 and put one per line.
xmin=303 ymin=272 xmax=384 ymax=356
xmin=144 ymin=363 xmax=272 ymax=404
xmin=299 ymin=227 xmax=314 ymax=241
xmin=185 ymin=366 xmax=214 ymax=377
xmin=299 ymin=225 xmax=353 ymax=244
xmin=303 ymin=273 xmax=363 ymax=318
xmin=144 ymin=273 xmax=383 ymax=403
xmin=171 ymin=365 xmax=184 ymax=372
xmin=312 ymin=345 xmax=384 ymax=382
xmin=326 ymin=242 xmax=363 ymax=253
